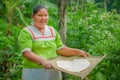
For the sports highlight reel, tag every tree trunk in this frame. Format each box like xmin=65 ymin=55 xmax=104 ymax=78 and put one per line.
xmin=58 ymin=0 xmax=67 ymax=44
xmin=104 ymin=0 xmax=107 ymax=11
xmin=81 ymin=0 xmax=85 ymax=12
xmin=58 ymin=1 xmax=67 ymax=80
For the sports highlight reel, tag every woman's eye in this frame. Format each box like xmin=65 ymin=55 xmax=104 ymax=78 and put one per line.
xmin=38 ymin=15 xmax=42 ymax=17
xmin=44 ymin=14 xmax=48 ymax=17
xmin=37 ymin=14 xmax=48 ymax=17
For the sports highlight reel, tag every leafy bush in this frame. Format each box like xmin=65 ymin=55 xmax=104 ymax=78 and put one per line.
xmin=0 ymin=19 xmax=22 ymax=80
xmin=0 ymin=0 xmax=120 ymax=80
xmin=66 ymin=3 xmax=120 ymax=80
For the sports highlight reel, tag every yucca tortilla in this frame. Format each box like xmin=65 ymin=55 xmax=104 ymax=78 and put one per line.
xmin=56 ymin=59 xmax=90 ymax=72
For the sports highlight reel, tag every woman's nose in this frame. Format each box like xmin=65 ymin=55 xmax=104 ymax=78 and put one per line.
xmin=41 ymin=16 xmax=47 ymax=20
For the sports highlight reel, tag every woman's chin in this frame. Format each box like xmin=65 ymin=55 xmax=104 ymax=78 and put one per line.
xmin=39 ymin=23 xmax=46 ymax=26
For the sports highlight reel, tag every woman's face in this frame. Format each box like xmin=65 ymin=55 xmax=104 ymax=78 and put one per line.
xmin=32 ymin=8 xmax=49 ymax=29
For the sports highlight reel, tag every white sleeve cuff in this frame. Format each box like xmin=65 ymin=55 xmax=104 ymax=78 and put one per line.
xmin=57 ymin=45 xmax=64 ymax=50
xmin=21 ymin=48 xmax=31 ymax=53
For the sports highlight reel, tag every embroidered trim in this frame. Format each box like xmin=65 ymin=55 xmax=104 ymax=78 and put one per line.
xmin=49 ymin=27 xmax=54 ymax=37
xmin=27 ymin=26 xmax=54 ymax=40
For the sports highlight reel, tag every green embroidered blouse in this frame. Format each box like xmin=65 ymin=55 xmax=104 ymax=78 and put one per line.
xmin=18 ymin=25 xmax=63 ymax=68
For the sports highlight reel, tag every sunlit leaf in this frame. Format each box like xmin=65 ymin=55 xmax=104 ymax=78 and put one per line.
xmin=86 ymin=0 xmax=95 ymax=4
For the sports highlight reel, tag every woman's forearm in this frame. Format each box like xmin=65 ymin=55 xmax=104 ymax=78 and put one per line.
xmin=23 ymin=51 xmax=45 ymax=64
xmin=57 ymin=46 xmax=89 ymax=57
xmin=22 ymin=51 xmax=53 ymax=69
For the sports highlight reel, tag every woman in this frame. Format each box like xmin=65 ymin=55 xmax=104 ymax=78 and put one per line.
xmin=18 ymin=4 xmax=89 ymax=80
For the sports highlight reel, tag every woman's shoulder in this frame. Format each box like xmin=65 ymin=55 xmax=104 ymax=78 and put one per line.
xmin=19 ymin=26 xmax=33 ymax=36
xmin=22 ymin=25 xmax=33 ymax=30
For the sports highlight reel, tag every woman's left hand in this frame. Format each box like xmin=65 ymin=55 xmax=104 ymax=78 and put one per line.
xmin=79 ymin=50 xmax=89 ymax=57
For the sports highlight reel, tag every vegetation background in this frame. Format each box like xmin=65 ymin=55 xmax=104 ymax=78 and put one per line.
xmin=0 ymin=0 xmax=120 ymax=80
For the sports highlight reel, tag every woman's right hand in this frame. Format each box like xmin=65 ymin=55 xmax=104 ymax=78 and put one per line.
xmin=41 ymin=59 xmax=53 ymax=69
xmin=22 ymin=51 xmax=54 ymax=69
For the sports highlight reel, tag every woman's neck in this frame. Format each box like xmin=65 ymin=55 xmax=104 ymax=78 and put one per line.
xmin=34 ymin=24 xmax=45 ymax=35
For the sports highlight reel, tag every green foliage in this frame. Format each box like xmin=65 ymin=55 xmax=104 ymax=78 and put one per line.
xmin=65 ymin=74 xmax=81 ymax=80
xmin=0 ymin=19 xmax=22 ymax=79
xmin=86 ymin=0 xmax=95 ymax=4
xmin=66 ymin=2 xmax=120 ymax=80
xmin=0 ymin=0 xmax=120 ymax=80
xmin=1 ymin=0 xmax=23 ymax=23
xmin=16 ymin=7 xmax=28 ymax=26
xmin=95 ymin=71 xmax=106 ymax=80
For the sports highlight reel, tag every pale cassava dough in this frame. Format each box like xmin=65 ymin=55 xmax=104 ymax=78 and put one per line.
xmin=56 ymin=59 xmax=90 ymax=72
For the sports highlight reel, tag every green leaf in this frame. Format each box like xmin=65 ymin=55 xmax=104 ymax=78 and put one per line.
xmin=86 ymin=0 xmax=95 ymax=4
xmin=95 ymin=72 xmax=106 ymax=80
xmin=16 ymin=7 xmax=28 ymax=26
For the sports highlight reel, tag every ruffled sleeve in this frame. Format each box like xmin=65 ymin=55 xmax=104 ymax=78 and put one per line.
xmin=53 ymin=28 xmax=64 ymax=50
xmin=18 ymin=28 xmax=33 ymax=53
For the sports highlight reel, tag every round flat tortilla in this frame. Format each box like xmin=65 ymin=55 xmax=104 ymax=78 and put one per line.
xmin=56 ymin=59 xmax=90 ymax=72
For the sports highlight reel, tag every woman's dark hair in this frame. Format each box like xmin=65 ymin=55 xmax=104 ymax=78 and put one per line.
xmin=32 ymin=4 xmax=48 ymax=15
